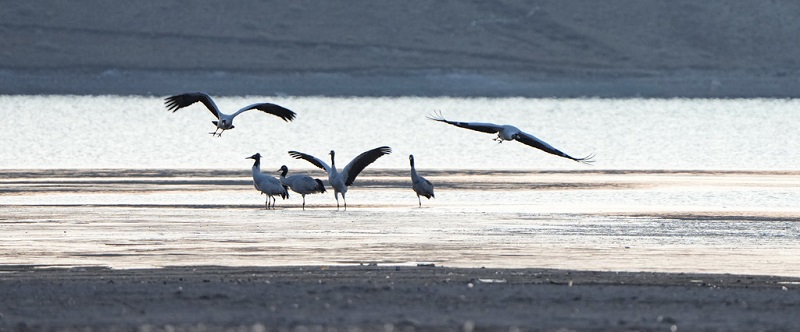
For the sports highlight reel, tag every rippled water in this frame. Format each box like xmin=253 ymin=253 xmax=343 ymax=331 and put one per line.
xmin=2 ymin=96 xmax=799 ymax=170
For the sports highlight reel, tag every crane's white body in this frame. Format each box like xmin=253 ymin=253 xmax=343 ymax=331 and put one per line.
xmin=278 ymin=165 xmax=326 ymax=210
xmin=409 ymin=155 xmax=435 ymax=207
xmin=428 ymin=111 xmax=594 ymax=164
xmin=165 ymin=92 xmax=296 ymax=137
xmin=247 ymin=153 xmax=288 ymax=209
xmin=288 ymin=147 xmax=391 ymax=210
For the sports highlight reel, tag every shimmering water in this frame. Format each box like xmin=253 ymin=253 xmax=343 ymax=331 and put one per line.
xmin=2 ymin=96 xmax=799 ymax=170
xmin=2 ymin=169 xmax=799 ymax=275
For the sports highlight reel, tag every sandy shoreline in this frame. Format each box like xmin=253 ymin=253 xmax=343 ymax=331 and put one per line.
xmin=3 ymin=168 xmax=799 ymax=271
xmin=2 ymin=265 xmax=799 ymax=331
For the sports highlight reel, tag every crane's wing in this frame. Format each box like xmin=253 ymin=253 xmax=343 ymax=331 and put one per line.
xmin=232 ymin=103 xmax=296 ymax=122
xmin=427 ymin=111 xmax=503 ymax=134
xmin=288 ymin=151 xmax=331 ymax=173
xmin=515 ymin=131 xmax=595 ymax=164
xmin=164 ymin=92 xmax=220 ymax=119
xmin=342 ymin=146 xmax=392 ymax=186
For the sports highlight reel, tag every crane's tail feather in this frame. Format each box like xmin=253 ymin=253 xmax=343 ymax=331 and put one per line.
xmin=574 ymin=153 xmax=596 ymax=165
xmin=426 ymin=110 xmax=446 ymax=122
xmin=281 ymin=185 xmax=290 ymax=199
xmin=314 ymin=179 xmax=327 ymax=193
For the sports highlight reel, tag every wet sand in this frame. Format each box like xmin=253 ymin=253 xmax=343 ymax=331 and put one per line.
xmin=2 ymin=265 xmax=800 ymax=331
xmin=2 ymin=169 xmax=799 ymax=330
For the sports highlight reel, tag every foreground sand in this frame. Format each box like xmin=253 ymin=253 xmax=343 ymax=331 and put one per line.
xmin=2 ymin=265 xmax=800 ymax=331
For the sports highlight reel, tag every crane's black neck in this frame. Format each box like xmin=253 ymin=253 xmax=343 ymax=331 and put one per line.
xmin=279 ymin=167 xmax=288 ymax=177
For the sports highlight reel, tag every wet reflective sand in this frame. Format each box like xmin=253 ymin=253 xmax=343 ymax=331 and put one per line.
xmin=3 ymin=169 xmax=799 ymax=277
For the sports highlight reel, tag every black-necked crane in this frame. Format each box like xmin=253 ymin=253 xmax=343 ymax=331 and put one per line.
xmin=409 ymin=155 xmax=434 ymax=207
xmin=165 ymin=92 xmax=296 ymax=137
xmin=288 ymin=146 xmax=391 ymax=210
xmin=277 ymin=165 xmax=326 ymax=210
xmin=428 ymin=111 xmax=594 ymax=164
xmin=247 ymin=153 xmax=288 ymax=209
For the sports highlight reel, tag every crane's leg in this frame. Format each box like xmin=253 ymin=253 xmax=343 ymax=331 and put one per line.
xmin=418 ymin=195 xmax=422 ymax=208
xmin=302 ymin=195 xmax=306 ymax=211
xmin=342 ymin=193 xmax=347 ymax=211
xmin=271 ymin=196 xmax=276 ymax=209
xmin=264 ymin=197 xmax=269 ymax=210
xmin=334 ymin=191 xmax=340 ymax=210
xmin=210 ymin=128 xmax=225 ymax=137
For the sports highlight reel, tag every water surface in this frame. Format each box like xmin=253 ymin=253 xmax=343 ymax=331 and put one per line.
xmin=3 ymin=96 xmax=799 ymax=170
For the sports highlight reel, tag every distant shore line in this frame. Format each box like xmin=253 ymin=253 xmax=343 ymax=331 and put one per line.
xmin=2 ymin=68 xmax=800 ymax=98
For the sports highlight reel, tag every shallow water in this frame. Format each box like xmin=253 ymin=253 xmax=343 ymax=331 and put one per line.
xmin=2 ymin=169 xmax=799 ymax=276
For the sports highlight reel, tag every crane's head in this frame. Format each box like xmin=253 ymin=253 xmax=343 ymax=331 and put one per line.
xmin=246 ymin=153 xmax=261 ymax=160
xmin=278 ymin=165 xmax=288 ymax=173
